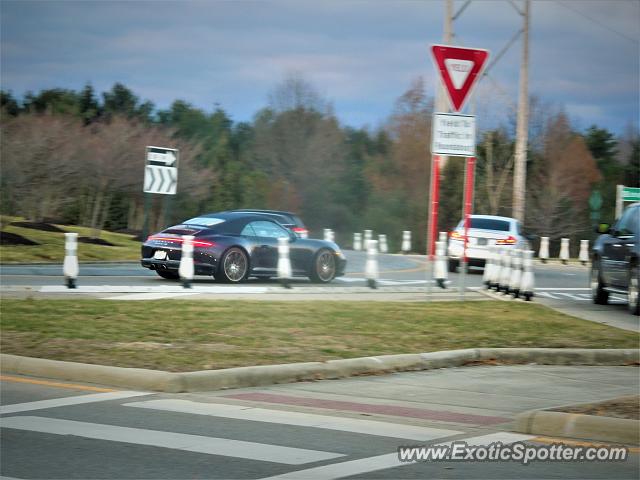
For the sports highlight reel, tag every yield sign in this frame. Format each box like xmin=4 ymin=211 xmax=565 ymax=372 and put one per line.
xmin=430 ymin=44 xmax=490 ymax=112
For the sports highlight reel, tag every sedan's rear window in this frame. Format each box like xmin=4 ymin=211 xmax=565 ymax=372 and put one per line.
xmin=469 ymin=218 xmax=511 ymax=231
xmin=183 ymin=217 xmax=226 ymax=227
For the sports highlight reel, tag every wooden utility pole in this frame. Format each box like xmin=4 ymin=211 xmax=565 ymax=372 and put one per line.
xmin=512 ymin=0 xmax=530 ymax=223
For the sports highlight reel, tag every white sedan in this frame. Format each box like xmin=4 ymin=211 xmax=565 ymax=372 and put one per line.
xmin=447 ymin=215 xmax=532 ymax=272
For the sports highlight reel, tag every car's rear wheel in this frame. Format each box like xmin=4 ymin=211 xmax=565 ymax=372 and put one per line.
xmin=310 ymin=249 xmax=336 ymax=283
xmin=628 ymin=263 xmax=639 ymax=316
xmin=156 ymin=269 xmax=179 ymax=280
xmin=219 ymin=247 xmax=248 ymax=283
xmin=591 ymin=259 xmax=609 ymax=305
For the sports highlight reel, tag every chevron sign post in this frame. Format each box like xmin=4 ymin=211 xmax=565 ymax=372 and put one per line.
xmin=144 ymin=146 xmax=179 ymax=195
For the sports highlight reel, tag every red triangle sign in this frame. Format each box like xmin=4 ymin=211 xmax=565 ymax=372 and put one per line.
xmin=430 ymin=44 xmax=490 ymax=112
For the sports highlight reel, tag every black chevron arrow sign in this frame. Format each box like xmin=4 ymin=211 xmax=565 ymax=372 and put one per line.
xmin=144 ymin=165 xmax=178 ymax=194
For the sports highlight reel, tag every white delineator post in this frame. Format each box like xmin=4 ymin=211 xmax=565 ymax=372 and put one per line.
xmin=559 ymin=238 xmax=570 ymax=265
xmin=499 ymin=248 xmax=512 ymax=293
xmin=277 ymin=236 xmax=292 ymax=289
xmin=179 ymin=235 xmax=194 ymax=289
xmin=63 ymin=232 xmax=79 ymax=289
xmin=328 ymin=229 xmax=335 ymax=243
xmin=364 ymin=230 xmax=373 ymax=248
xmin=401 ymin=231 xmax=411 ymax=254
xmin=365 ymin=239 xmax=379 ymax=289
xmin=379 ymin=234 xmax=388 ymax=254
xmin=482 ymin=245 xmax=494 ymax=288
xmin=509 ymin=249 xmax=523 ymax=298
xmin=353 ymin=233 xmax=362 ymax=251
xmin=579 ymin=240 xmax=589 ymax=266
xmin=434 ymin=240 xmax=448 ymax=289
xmin=490 ymin=247 xmax=503 ymax=290
xmin=323 ymin=229 xmax=331 ymax=242
xmin=539 ymin=236 xmax=549 ymax=264
xmin=520 ymin=250 xmax=535 ymax=301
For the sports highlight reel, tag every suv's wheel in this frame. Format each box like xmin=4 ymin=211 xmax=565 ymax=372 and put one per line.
xmin=156 ymin=269 xmax=179 ymax=280
xmin=218 ymin=247 xmax=248 ymax=283
xmin=591 ymin=259 xmax=609 ymax=305
xmin=310 ymin=249 xmax=336 ymax=283
xmin=628 ymin=263 xmax=639 ymax=316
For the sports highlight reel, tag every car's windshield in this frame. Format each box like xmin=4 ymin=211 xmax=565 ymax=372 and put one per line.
xmin=182 ymin=217 xmax=226 ymax=227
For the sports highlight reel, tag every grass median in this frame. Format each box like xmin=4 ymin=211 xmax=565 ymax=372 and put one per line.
xmin=1 ymin=299 xmax=638 ymax=372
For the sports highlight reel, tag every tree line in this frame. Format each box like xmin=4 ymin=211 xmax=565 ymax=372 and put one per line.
xmin=1 ymin=78 xmax=638 ymax=252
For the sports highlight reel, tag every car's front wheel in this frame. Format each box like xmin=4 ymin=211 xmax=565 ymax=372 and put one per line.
xmin=218 ymin=247 xmax=248 ymax=283
xmin=628 ymin=263 xmax=639 ymax=316
xmin=591 ymin=259 xmax=609 ymax=305
xmin=310 ymin=249 xmax=336 ymax=283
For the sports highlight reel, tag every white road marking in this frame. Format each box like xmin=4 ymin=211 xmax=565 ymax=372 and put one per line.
xmin=0 ymin=416 xmax=344 ymax=465
xmin=556 ymin=293 xmax=584 ymax=300
xmin=534 ymin=288 xmax=589 ymax=291
xmin=125 ymin=399 xmax=462 ymax=442
xmin=104 ymin=292 xmax=200 ymax=300
xmin=0 ymin=391 xmax=149 ymax=415
xmin=260 ymin=432 xmax=535 ymax=479
xmin=39 ymin=285 xmax=270 ymax=294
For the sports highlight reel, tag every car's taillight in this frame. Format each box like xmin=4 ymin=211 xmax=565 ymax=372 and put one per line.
xmin=496 ymin=235 xmax=517 ymax=245
xmin=292 ymin=227 xmax=308 ymax=238
xmin=146 ymin=235 xmax=214 ymax=248
xmin=449 ymin=231 xmax=464 ymax=241
xmin=192 ymin=239 xmax=215 ymax=247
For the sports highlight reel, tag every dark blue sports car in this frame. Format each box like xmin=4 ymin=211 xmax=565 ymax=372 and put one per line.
xmin=141 ymin=211 xmax=346 ymax=283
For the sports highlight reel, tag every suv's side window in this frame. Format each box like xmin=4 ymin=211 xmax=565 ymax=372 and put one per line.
xmin=615 ymin=206 xmax=639 ymax=237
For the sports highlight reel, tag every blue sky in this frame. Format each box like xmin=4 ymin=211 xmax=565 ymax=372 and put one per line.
xmin=1 ymin=0 xmax=638 ymax=134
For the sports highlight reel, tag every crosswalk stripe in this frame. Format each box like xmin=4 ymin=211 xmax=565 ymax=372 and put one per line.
xmin=1 ymin=416 xmax=344 ymax=465
xmin=125 ymin=399 xmax=462 ymax=441
xmin=0 ymin=391 xmax=149 ymax=415
xmin=260 ymin=432 xmax=535 ymax=479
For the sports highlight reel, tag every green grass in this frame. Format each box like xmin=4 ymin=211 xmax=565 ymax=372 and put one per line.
xmin=0 ymin=216 xmax=141 ymax=263
xmin=1 ymin=299 xmax=637 ymax=372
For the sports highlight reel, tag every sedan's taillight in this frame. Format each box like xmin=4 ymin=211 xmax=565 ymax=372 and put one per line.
xmin=449 ymin=231 xmax=464 ymax=241
xmin=192 ymin=239 xmax=215 ymax=247
xmin=496 ymin=235 xmax=517 ymax=245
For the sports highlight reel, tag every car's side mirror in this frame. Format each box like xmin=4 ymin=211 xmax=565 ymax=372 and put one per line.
xmin=595 ymin=223 xmax=610 ymax=234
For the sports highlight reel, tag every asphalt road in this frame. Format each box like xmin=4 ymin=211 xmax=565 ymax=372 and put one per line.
xmin=2 ymin=365 xmax=638 ymax=479
xmin=1 ymin=250 xmax=637 ymax=331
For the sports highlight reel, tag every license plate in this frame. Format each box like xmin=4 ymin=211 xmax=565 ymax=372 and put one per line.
xmin=477 ymin=238 xmax=488 ymax=246
xmin=153 ymin=250 xmax=168 ymax=260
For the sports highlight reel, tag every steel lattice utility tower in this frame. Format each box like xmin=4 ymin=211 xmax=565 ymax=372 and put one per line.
xmin=512 ymin=0 xmax=530 ymax=223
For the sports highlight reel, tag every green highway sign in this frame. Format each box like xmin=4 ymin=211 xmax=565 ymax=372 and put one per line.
xmin=622 ymin=186 xmax=640 ymax=202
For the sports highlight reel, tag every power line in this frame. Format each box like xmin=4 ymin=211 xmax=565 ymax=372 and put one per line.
xmin=555 ymin=1 xmax=639 ymax=44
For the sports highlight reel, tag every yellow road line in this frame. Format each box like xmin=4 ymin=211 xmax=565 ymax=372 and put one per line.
xmin=532 ymin=436 xmax=640 ymax=452
xmin=0 ymin=375 xmax=115 ymax=392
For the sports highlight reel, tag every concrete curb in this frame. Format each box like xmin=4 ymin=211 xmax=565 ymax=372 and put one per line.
xmin=1 ymin=348 xmax=638 ymax=393
xmin=0 ymin=348 xmax=640 ymax=393
xmin=515 ymin=410 xmax=640 ymax=445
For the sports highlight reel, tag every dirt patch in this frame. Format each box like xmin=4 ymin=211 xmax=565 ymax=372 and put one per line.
xmin=0 ymin=231 xmax=40 ymax=246
xmin=10 ymin=221 xmax=67 ymax=233
xmin=551 ymin=395 xmax=639 ymax=420
xmin=78 ymin=236 xmax=115 ymax=246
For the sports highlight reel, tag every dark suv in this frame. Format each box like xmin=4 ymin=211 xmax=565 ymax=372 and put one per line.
xmin=591 ymin=202 xmax=639 ymax=315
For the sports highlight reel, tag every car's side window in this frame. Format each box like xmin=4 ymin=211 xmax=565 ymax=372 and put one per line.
xmin=615 ymin=207 xmax=638 ymax=236
xmin=240 ymin=223 xmax=258 ymax=237
xmin=247 ymin=221 xmax=289 ymax=239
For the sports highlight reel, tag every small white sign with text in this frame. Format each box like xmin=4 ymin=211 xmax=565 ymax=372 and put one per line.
xmin=432 ymin=113 xmax=476 ymax=157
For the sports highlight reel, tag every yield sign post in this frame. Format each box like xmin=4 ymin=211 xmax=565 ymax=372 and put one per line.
xmin=430 ymin=45 xmax=489 ymax=112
